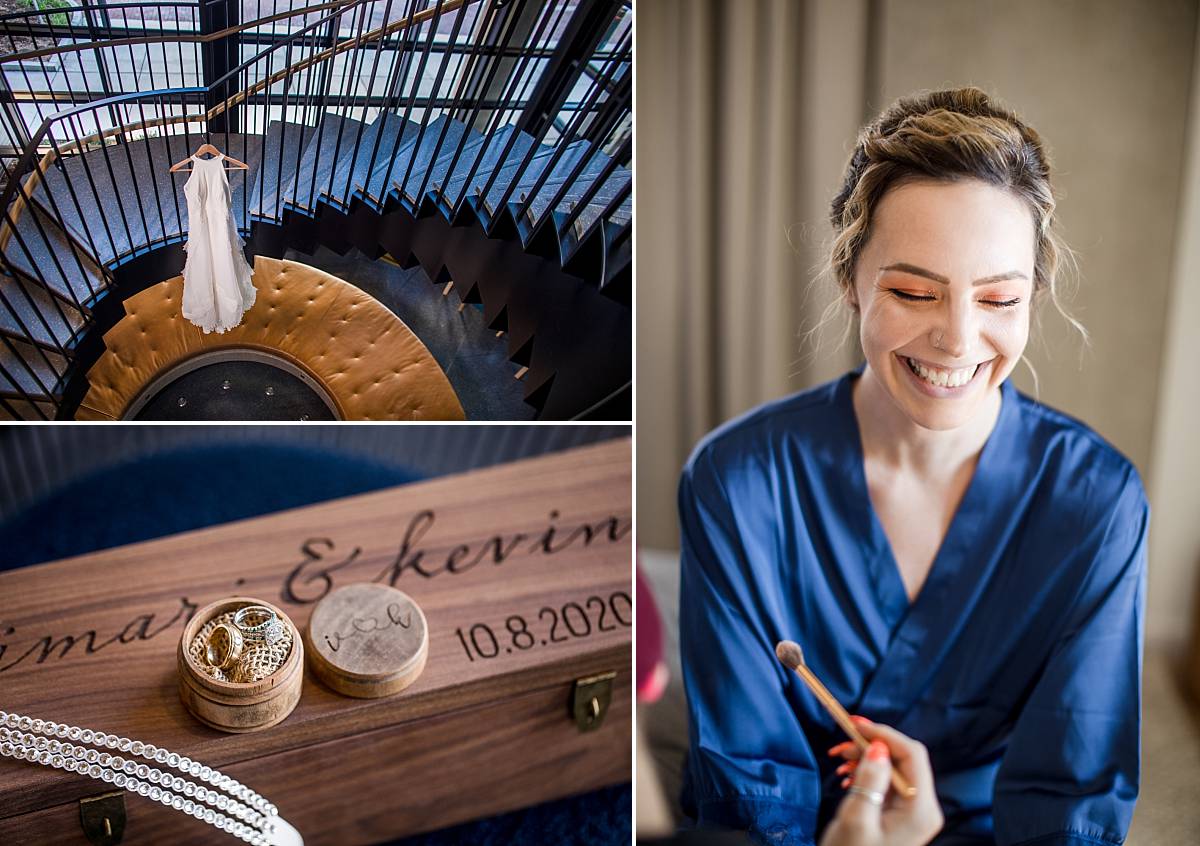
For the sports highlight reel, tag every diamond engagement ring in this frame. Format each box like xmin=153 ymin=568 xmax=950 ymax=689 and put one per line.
xmin=233 ymin=606 xmax=285 ymax=646
xmin=205 ymin=623 xmax=244 ymax=670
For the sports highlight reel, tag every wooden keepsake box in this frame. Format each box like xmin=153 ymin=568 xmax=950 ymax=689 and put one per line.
xmin=0 ymin=439 xmax=632 ymax=845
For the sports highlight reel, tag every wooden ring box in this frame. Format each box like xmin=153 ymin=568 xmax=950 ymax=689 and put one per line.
xmin=177 ymin=596 xmax=303 ymax=733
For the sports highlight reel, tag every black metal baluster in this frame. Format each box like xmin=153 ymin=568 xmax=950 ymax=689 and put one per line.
xmin=311 ymin=0 xmax=377 ymax=213
xmin=386 ymin=0 xmax=446 ymax=204
xmin=133 ymin=96 xmax=169 ymax=252
xmin=483 ymin=0 xmax=607 ymax=226
xmin=429 ymin=0 xmax=521 ymax=213
xmin=559 ymin=132 xmax=627 ymax=244
xmin=273 ymin=35 xmax=294 ymax=219
xmin=63 ymin=111 xmax=119 ymax=272
xmin=159 ymin=92 xmax=186 ymax=244
xmin=1 ymin=12 xmax=41 ymax=150
xmin=356 ymin=0 xmax=424 ymax=210
xmin=406 ymin=0 xmax=472 ymax=207
xmin=464 ymin=0 xmax=566 ymax=215
xmin=3 ymin=157 xmax=88 ymax=313
xmin=35 ymin=129 xmax=103 ymax=301
xmin=113 ymin=109 xmax=151 ymax=257
xmin=256 ymin=19 xmax=273 ymax=219
xmin=24 ymin=13 xmax=50 ymax=130
xmin=87 ymin=110 xmax=136 ymax=260
xmin=377 ymin=0 xmax=446 ymax=207
xmin=0 ymin=281 xmax=69 ymax=363
xmin=569 ymin=163 xmax=628 ymax=260
xmin=8 ymin=301 xmax=65 ymax=391
xmin=0 ymin=129 xmax=83 ymax=336
xmin=0 ymin=199 xmax=83 ymax=328
xmin=0 ymin=346 xmax=56 ymax=417
xmin=535 ymin=66 xmax=628 ymax=234
xmin=0 ymin=156 xmax=74 ymax=357
xmin=510 ymin=28 xmax=629 ymax=227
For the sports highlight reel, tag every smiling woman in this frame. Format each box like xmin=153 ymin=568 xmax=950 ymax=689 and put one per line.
xmin=678 ymin=89 xmax=1148 ymax=846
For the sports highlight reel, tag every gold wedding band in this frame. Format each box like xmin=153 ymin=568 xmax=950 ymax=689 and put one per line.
xmin=205 ymin=623 xmax=244 ymax=670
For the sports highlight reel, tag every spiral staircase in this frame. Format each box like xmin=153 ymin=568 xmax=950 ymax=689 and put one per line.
xmin=0 ymin=0 xmax=631 ymax=420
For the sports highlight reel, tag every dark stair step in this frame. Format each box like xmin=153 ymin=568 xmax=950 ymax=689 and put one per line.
xmin=30 ymin=133 xmax=262 ymax=265
xmin=0 ymin=396 xmax=56 ymax=420
xmin=319 ymin=113 xmax=417 ymax=213
xmin=517 ymin=143 xmax=613 ymax=228
xmin=426 ymin=133 xmax=487 ymax=220
xmin=249 ymin=121 xmax=314 ymax=222
xmin=568 ymin=173 xmax=631 ymax=244
xmin=1 ymin=204 xmax=103 ymax=307
xmin=0 ymin=335 xmax=66 ymax=400
xmin=356 ymin=116 xmax=428 ymax=210
xmin=278 ymin=114 xmax=362 ymax=215
xmin=390 ymin=115 xmax=474 ymax=210
xmin=221 ymin=133 xmax=266 ymax=232
xmin=437 ymin=125 xmax=525 ymax=217
xmin=33 ymin=136 xmax=173 ymax=265
xmin=506 ymin=141 xmax=609 ymax=248
xmin=0 ymin=271 xmax=85 ymax=349
xmin=600 ymin=218 xmax=630 ymax=291
xmin=478 ymin=138 xmax=563 ymax=220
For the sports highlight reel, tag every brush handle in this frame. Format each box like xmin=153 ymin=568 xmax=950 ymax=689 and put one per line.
xmin=791 ymin=663 xmax=917 ymax=799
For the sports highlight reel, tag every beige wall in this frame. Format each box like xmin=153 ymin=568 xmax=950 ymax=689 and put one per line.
xmin=637 ymin=0 xmax=1200 ymax=646
xmin=1149 ymin=14 xmax=1200 ymax=651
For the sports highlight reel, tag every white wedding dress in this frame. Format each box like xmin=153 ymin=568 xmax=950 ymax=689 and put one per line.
xmin=181 ymin=153 xmax=256 ymax=334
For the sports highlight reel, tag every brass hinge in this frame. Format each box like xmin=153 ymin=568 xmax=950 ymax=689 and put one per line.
xmin=571 ymin=671 xmax=616 ymax=733
xmin=79 ymin=791 xmax=125 ymax=845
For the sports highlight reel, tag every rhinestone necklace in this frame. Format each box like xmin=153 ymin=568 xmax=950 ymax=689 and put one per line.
xmin=0 ymin=710 xmax=299 ymax=845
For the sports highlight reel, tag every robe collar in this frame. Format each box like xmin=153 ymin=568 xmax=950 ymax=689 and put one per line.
xmin=834 ymin=366 xmax=1029 ymax=718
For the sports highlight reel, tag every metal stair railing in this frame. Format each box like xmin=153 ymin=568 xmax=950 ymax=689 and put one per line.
xmin=0 ymin=0 xmax=630 ymax=420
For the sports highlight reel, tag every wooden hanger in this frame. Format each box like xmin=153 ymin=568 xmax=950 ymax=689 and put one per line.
xmin=169 ymin=143 xmax=249 ymax=172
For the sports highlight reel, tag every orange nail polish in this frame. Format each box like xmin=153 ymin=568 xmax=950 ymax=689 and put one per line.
xmin=867 ymin=740 xmax=888 ymax=761
xmin=851 ymin=715 xmax=871 ymax=725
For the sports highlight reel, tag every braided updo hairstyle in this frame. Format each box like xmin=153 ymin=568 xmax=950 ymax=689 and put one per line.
xmin=828 ymin=87 xmax=1083 ymax=345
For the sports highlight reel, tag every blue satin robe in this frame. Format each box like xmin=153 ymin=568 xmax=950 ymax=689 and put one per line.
xmin=678 ymin=370 xmax=1148 ymax=846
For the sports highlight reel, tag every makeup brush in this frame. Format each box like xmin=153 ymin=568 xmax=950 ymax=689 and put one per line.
xmin=775 ymin=640 xmax=916 ymax=799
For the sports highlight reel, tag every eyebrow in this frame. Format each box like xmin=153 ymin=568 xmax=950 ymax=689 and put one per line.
xmin=879 ymin=262 xmax=1028 ymax=286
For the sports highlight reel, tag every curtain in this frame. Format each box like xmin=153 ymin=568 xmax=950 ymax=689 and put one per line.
xmin=636 ymin=0 xmax=867 ymax=548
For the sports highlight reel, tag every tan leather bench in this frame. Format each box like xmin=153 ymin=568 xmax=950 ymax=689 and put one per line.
xmin=77 ymin=256 xmax=465 ymax=420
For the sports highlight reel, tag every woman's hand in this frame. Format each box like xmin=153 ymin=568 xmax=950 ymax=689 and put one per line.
xmin=819 ymin=719 xmax=944 ymax=846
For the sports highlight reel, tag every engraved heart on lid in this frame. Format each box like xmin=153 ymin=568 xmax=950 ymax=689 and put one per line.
xmin=305 ymin=582 xmax=429 ymax=699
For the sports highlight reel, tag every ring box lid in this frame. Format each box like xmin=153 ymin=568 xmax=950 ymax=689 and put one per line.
xmin=305 ymin=583 xmax=429 ymax=698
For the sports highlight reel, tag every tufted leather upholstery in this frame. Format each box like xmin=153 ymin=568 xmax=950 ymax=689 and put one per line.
xmin=77 ymin=257 xmax=465 ymax=420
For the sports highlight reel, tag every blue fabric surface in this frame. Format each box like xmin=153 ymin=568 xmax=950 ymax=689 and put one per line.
xmin=387 ymin=782 xmax=631 ymax=846
xmin=678 ymin=370 xmax=1147 ymax=846
xmin=0 ymin=443 xmax=631 ymax=844
xmin=0 ymin=444 xmax=419 ymax=572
